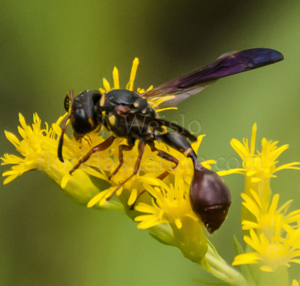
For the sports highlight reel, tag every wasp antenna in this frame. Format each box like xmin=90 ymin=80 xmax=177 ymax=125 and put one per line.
xmin=58 ymin=136 xmax=65 ymax=162
xmin=68 ymin=89 xmax=74 ymax=103
xmin=57 ymin=114 xmax=71 ymax=162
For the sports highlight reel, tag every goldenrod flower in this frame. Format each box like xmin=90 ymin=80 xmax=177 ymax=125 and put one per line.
xmin=233 ymin=227 xmax=300 ymax=272
xmin=241 ymin=190 xmax=300 ymax=238
xmin=2 ymin=58 xmax=244 ymax=283
xmin=230 ymin=123 xmax=300 ymax=191
xmin=1 ymin=59 xmax=178 ymax=208
xmin=233 ymin=191 xmax=300 ymax=273
xmin=2 ymin=58 xmax=212 ymax=234
xmin=230 ymin=123 xmax=300 ymax=222
xmin=230 ymin=122 xmax=300 ymax=186
xmin=1 ymin=113 xmax=122 ymax=209
xmin=231 ymin=124 xmax=300 ymax=286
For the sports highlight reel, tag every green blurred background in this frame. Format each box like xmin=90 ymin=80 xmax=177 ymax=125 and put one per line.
xmin=1 ymin=1 xmax=300 ymax=285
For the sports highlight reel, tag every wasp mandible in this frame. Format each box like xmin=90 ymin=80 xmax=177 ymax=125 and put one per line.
xmin=58 ymin=48 xmax=283 ymax=233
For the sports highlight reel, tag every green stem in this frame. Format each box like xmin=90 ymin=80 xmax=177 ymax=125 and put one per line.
xmin=202 ymin=244 xmax=248 ymax=286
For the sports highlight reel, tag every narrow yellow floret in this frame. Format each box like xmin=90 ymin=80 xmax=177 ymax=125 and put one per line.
xmin=126 ymin=57 xmax=139 ymax=91
xmin=103 ymin=78 xmax=111 ymax=91
xmin=113 ymin=67 xmax=120 ymax=89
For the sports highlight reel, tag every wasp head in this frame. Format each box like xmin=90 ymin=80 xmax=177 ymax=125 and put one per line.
xmin=67 ymin=90 xmax=102 ymax=140
xmin=58 ymin=90 xmax=102 ymax=162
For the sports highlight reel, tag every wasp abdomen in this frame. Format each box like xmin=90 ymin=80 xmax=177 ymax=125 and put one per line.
xmin=189 ymin=165 xmax=231 ymax=234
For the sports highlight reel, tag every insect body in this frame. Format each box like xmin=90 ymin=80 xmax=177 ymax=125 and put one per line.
xmin=58 ymin=48 xmax=283 ymax=233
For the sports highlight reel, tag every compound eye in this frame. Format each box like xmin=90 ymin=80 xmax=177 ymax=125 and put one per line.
xmin=64 ymin=92 xmax=70 ymax=113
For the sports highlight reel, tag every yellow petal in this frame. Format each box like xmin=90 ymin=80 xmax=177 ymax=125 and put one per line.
xmin=268 ymin=194 xmax=279 ymax=215
xmin=250 ymin=123 xmax=257 ymax=155
xmin=241 ymin=220 xmax=260 ymax=230
xmin=249 ymin=189 xmax=263 ymax=210
xmin=87 ymin=192 xmax=104 ymax=208
xmin=230 ymin=138 xmax=248 ymax=159
xmin=113 ymin=67 xmax=120 ymax=89
xmin=260 ymin=265 xmax=274 ymax=272
xmin=18 ymin=113 xmax=27 ymax=129
xmin=136 ymin=219 xmax=164 ymax=230
xmin=217 ymin=168 xmax=244 ymax=176
xmin=103 ymin=78 xmax=111 ymax=91
xmin=241 ymin=193 xmax=260 ymax=218
xmin=191 ymin=135 xmax=205 ymax=153
xmin=135 ymin=202 xmax=156 ymax=214
xmin=275 ymin=162 xmax=300 ymax=172
xmin=61 ymin=173 xmax=71 ymax=189
xmin=126 ymin=58 xmax=139 ymax=91
xmin=232 ymin=252 xmax=260 ymax=265
xmin=4 ymin=131 xmax=20 ymax=148
xmin=175 ymin=218 xmax=182 ymax=229
xmin=128 ymin=188 xmax=138 ymax=206
xmin=3 ymin=174 xmax=19 ymax=184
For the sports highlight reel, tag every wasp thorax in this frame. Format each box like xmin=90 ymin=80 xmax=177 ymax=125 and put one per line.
xmin=189 ymin=166 xmax=231 ymax=234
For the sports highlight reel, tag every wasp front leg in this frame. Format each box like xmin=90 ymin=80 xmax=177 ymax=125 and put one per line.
xmin=69 ymin=136 xmax=115 ymax=175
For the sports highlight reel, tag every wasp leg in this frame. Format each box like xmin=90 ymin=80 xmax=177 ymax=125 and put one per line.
xmin=129 ymin=190 xmax=147 ymax=210
xmin=69 ymin=136 xmax=115 ymax=175
xmin=129 ymin=140 xmax=179 ymax=210
xmin=106 ymin=140 xmax=145 ymax=201
xmin=108 ymin=142 xmax=135 ymax=181
xmin=129 ymin=171 xmax=171 ymax=211
xmin=147 ymin=140 xmax=179 ymax=168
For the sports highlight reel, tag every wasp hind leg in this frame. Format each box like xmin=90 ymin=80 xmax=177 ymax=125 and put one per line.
xmin=108 ymin=141 xmax=135 ymax=181
xmin=129 ymin=139 xmax=179 ymax=210
xmin=106 ymin=140 xmax=146 ymax=201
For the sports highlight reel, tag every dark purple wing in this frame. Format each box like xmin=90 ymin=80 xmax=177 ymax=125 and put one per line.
xmin=142 ymin=48 xmax=283 ymax=107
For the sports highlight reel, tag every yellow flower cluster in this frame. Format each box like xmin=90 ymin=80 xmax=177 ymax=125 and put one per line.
xmin=6 ymin=58 xmax=300 ymax=284
xmin=1 ymin=58 xmax=220 ymax=264
xmin=231 ymin=124 xmax=300 ymax=274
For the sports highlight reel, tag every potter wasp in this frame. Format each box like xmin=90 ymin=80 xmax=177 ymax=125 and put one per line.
xmin=58 ymin=48 xmax=283 ymax=233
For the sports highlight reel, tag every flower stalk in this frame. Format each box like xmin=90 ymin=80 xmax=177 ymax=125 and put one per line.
xmin=202 ymin=243 xmax=249 ymax=286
